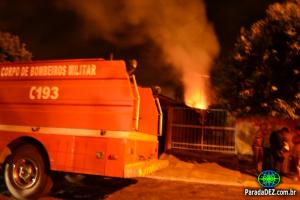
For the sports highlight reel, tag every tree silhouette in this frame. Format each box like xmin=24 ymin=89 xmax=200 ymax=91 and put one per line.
xmin=212 ymin=0 xmax=300 ymax=119
xmin=0 ymin=31 xmax=32 ymax=62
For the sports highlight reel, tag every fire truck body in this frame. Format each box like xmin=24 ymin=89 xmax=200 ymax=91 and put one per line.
xmin=0 ymin=59 xmax=165 ymax=199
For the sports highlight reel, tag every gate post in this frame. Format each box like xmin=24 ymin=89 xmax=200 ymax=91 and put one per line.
xmin=165 ymin=107 xmax=173 ymax=152
xmin=200 ymin=110 xmax=204 ymax=150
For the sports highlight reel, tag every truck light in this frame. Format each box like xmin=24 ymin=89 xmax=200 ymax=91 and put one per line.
xmin=31 ymin=127 xmax=40 ymax=132
xmin=108 ymin=154 xmax=118 ymax=160
xmin=100 ymin=130 xmax=106 ymax=136
xmin=96 ymin=152 xmax=104 ymax=159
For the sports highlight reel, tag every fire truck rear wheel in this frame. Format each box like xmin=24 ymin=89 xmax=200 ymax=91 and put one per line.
xmin=4 ymin=144 xmax=51 ymax=200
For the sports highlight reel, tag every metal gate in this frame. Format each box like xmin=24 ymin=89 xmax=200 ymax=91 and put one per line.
xmin=166 ymin=107 xmax=236 ymax=154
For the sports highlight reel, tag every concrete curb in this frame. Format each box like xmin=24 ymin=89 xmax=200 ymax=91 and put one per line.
xmin=146 ymin=175 xmax=242 ymax=186
xmin=147 ymin=175 xmax=300 ymax=191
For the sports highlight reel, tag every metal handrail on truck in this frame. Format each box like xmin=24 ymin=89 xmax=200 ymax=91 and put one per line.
xmin=155 ymin=97 xmax=163 ymax=136
xmin=130 ymin=75 xmax=140 ymax=131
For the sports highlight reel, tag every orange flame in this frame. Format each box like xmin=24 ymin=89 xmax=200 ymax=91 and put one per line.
xmin=184 ymin=72 xmax=211 ymax=109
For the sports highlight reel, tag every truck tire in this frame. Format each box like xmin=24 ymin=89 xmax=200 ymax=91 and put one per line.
xmin=4 ymin=144 xmax=51 ymax=200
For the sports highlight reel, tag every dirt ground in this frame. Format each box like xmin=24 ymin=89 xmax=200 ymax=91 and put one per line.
xmin=0 ymin=152 xmax=299 ymax=200
xmin=105 ymin=178 xmax=299 ymax=200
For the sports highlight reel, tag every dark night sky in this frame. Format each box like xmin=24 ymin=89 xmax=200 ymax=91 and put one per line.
xmin=0 ymin=0 xmax=281 ymax=91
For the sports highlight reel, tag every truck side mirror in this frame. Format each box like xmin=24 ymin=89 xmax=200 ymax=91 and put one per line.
xmin=126 ymin=59 xmax=138 ymax=75
xmin=152 ymin=86 xmax=161 ymax=97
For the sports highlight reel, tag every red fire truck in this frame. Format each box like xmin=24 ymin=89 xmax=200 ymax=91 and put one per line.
xmin=0 ymin=58 xmax=167 ymax=200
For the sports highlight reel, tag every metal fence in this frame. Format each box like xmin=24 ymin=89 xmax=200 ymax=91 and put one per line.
xmin=167 ymin=107 xmax=236 ymax=154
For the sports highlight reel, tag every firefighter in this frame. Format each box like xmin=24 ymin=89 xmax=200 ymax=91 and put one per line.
xmin=269 ymin=127 xmax=290 ymax=173
xmin=252 ymin=123 xmax=269 ymax=172
xmin=252 ymin=134 xmax=263 ymax=172
xmin=281 ymin=128 xmax=294 ymax=174
xmin=292 ymin=126 xmax=300 ymax=180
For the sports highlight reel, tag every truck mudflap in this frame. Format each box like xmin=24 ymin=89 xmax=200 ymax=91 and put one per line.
xmin=124 ymin=159 xmax=169 ymax=177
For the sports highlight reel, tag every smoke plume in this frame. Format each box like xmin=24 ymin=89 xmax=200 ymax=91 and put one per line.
xmin=56 ymin=0 xmax=220 ymax=108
